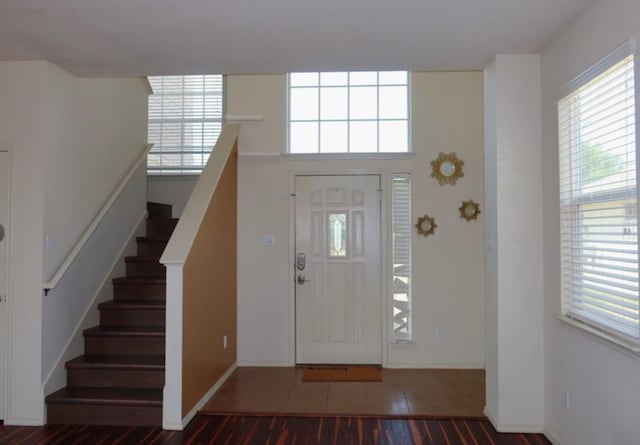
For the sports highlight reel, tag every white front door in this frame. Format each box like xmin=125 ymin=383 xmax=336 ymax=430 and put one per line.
xmin=0 ymin=151 xmax=9 ymax=420
xmin=295 ymin=175 xmax=381 ymax=364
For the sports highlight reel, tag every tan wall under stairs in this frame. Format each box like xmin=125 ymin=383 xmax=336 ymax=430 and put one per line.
xmin=182 ymin=142 xmax=238 ymax=417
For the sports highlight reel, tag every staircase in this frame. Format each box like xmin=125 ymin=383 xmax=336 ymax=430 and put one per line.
xmin=46 ymin=202 xmax=177 ymax=426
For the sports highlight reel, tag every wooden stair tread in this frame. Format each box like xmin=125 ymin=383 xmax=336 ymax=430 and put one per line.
xmin=136 ymin=236 xmax=170 ymax=243
xmin=112 ymin=277 xmax=166 ymax=285
xmin=147 ymin=202 xmax=172 ymax=220
xmin=125 ymin=255 xmax=161 ymax=263
xmin=84 ymin=326 xmax=165 ymax=337
xmin=66 ymin=355 xmax=164 ymax=370
xmin=146 ymin=217 xmax=179 ymax=223
xmin=98 ymin=300 xmax=165 ymax=310
xmin=46 ymin=202 xmax=173 ymax=426
xmin=46 ymin=387 xmax=162 ymax=406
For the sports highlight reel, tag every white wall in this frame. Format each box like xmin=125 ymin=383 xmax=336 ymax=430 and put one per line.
xmin=484 ymin=55 xmax=544 ymax=432
xmin=230 ymin=72 xmax=486 ymax=368
xmin=147 ymin=175 xmax=198 ymax=218
xmin=0 ymin=60 xmax=149 ymax=424
xmin=0 ymin=61 xmax=48 ymax=424
xmin=541 ymin=1 xmax=640 ymax=444
xmin=42 ymin=65 xmax=148 ymax=280
xmin=39 ymin=64 xmax=149 ymax=403
xmin=42 ymin=165 xmax=147 ymax=395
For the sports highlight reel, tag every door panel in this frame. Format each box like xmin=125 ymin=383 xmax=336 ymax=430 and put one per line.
xmin=295 ymin=175 xmax=381 ymax=364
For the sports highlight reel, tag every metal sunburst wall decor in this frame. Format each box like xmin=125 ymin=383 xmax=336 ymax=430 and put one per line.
xmin=430 ymin=152 xmax=464 ymax=186
xmin=415 ymin=214 xmax=437 ymax=238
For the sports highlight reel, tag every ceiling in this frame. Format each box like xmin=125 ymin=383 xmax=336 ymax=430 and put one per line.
xmin=0 ymin=0 xmax=594 ymax=77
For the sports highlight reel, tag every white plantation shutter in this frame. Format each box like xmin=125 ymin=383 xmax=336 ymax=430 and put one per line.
xmin=147 ymin=75 xmax=223 ymax=174
xmin=392 ymin=174 xmax=412 ymax=341
xmin=558 ymin=44 xmax=639 ymax=340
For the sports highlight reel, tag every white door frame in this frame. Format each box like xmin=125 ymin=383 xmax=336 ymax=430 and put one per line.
xmin=0 ymin=149 xmax=11 ymax=421
xmin=288 ymin=169 xmax=391 ymax=367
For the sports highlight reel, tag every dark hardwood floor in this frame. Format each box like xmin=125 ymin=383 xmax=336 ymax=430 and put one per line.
xmin=0 ymin=415 xmax=551 ymax=444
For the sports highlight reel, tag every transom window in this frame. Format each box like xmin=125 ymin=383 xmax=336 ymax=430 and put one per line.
xmin=558 ymin=44 xmax=639 ymax=341
xmin=288 ymin=71 xmax=409 ymax=153
xmin=147 ymin=75 xmax=223 ymax=174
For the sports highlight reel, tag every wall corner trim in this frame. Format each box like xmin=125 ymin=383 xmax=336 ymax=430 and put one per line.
xmin=162 ymin=264 xmax=184 ymax=430
xmin=143 ymin=77 xmax=154 ymax=95
xmin=225 ymin=114 xmax=263 ymax=122
xmin=543 ymin=430 xmax=564 ymax=445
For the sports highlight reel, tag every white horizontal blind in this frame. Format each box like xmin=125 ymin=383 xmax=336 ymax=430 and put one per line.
xmin=288 ymin=71 xmax=409 ymax=153
xmin=147 ymin=75 xmax=223 ymax=174
xmin=392 ymin=173 xmax=412 ymax=341
xmin=558 ymin=50 xmax=639 ymax=339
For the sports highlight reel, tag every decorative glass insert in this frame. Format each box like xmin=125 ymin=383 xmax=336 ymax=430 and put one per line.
xmin=288 ymin=71 xmax=409 ymax=153
xmin=392 ymin=174 xmax=412 ymax=341
xmin=328 ymin=212 xmax=348 ymax=257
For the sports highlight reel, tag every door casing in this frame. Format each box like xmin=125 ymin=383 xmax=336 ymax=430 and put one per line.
xmin=0 ymin=150 xmax=11 ymax=420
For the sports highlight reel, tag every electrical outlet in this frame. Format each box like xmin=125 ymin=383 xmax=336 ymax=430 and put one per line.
xmin=436 ymin=328 xmax=444 ymax=339
xmin=223 ymin=335 xmax=228 ymax=349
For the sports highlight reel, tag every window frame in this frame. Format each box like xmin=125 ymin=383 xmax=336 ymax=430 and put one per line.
xmin=558 ymin=40 xmax=640 ymax=345
xmin=287 ymin=71 xmax=411 ymax=154
xmin=147 ymin=74 xmax=224 ymax=175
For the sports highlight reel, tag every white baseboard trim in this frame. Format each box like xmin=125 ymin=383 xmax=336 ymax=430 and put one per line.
xmin=5 ymin=417 xmax=44 ymax=426
xmin=41 ymin=211 xmax=146 ymax=391
xmin=484 ymin=408 xmax=544 ymax=433
xmin=181 ymin=362 xmax=238 ymax=429
xmin=385 ymin=363 xmax=485 ymax=369
xmin=237 ymin=361 xmax=293 ymax=367
xmin=543 ymin=430 xmax=563 ymax=445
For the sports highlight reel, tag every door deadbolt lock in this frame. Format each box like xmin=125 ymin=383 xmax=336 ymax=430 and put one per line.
xmin=296 ymin=252 xmax=306 ymax=271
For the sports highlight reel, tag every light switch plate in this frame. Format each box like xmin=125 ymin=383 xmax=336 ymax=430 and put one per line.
xmin=263 ymin=234 xmax=275 ymax=246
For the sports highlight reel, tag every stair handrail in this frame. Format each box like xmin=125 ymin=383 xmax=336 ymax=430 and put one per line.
xmin=160 ymin=124 xmax=240 ymax=266
xmin=43 ymin=143 xmax=154 ymax=294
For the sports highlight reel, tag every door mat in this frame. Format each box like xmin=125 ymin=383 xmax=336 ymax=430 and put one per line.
xmin=301 ymin=365 xmax=382 ymax=382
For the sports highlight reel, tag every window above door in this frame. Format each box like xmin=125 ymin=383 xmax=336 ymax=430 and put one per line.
xmin=288 ymin=71 xmax=410 ymax=154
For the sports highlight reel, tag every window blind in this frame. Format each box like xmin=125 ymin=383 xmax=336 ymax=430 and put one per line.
xmin=392 ymin=173 xmax=412 ymax=341
xmin=147 ymin=75 xmax=223 ymax=174
xmin=558 ymin=49 xmax=639 ymax=340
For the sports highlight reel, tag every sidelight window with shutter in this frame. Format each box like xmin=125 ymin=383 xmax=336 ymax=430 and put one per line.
xmin=392 ymin=173 xmax=412 ymax=341
xmin=558 ymin=42 xmax=639 ymax=342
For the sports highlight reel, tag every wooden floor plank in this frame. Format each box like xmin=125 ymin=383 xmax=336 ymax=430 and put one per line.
xmin=0 ymin=415 xmax=552 ymax=445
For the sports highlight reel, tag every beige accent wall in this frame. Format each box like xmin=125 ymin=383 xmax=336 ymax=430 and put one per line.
xmin=182 ymin=143 xmax=238 ymax=417
xmin=231 ymin=72 xmax=485 ymax=368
